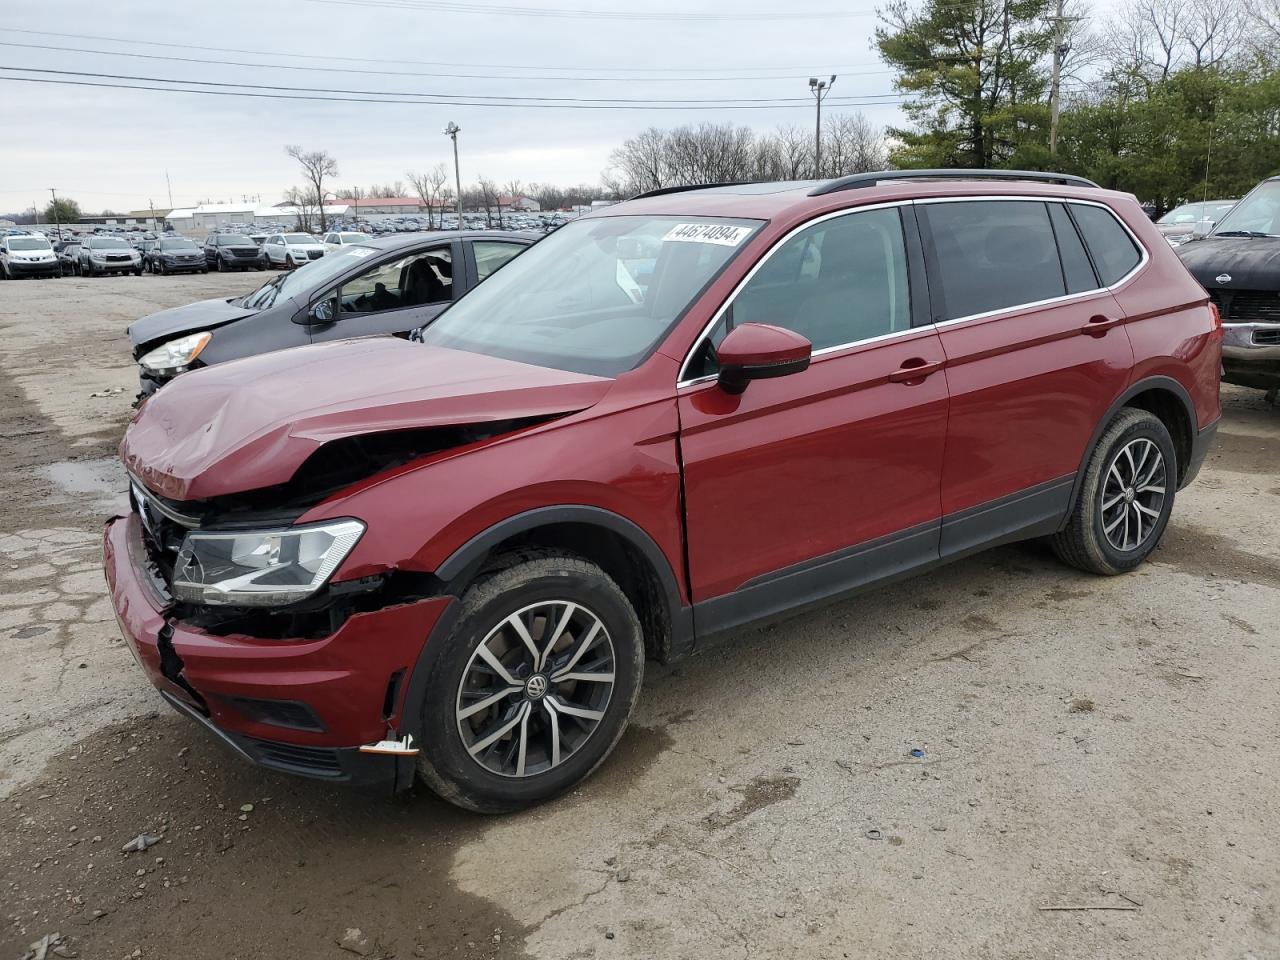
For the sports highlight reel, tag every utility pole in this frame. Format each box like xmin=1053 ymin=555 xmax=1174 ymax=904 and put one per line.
xmin=445 ymin=122 xmax=463 ymax=225
xmin=165 ymin=170 xmax=174 ymax=209
xmin=1047 ymin=0 xmax=1077 ymax=157
xmin=808 ymin=75 xmax=836 ymax=178
xmin=149 ymin=199 xmax=157 ymax=233
xmin=48 ymin=187 xmax=62 ymax=239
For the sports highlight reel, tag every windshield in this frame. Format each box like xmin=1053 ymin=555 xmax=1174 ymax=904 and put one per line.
xmin=239 ymin=245 xmax=376 ymax=310
xmin=159 ymin=238 xmax=197 ymax=250
xmin=216 ymin=235 xmax=253 ymax=245
xmin=9 ymin=237 xmax=52 ymax=251
xmin=1211 ymin=181 xmax=1280 ymax=237
xmin=89 ymin=237 xmax=129 ymax=250
xmin=340 ymin=233 xmax=370 ymax=242
xmin=1159 ymin=201 xmax=1235 ymax=225
xmin=284 ymin=233 xmax=314 ymax=244
xmin=419 ymin=215 xmax=762 ymax=376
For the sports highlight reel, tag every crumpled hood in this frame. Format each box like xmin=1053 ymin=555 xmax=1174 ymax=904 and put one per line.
xmin=1176 ymin=236 xmax=1280 ymax=290
xmin=121 ymin=337 xmax=612 ymax=501
xmin=127 ymin=297 xmax=256 ymax=349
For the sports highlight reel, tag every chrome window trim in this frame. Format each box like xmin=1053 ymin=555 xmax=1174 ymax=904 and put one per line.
xmin=676 ymin=194 xmax=1149 ymax=388
xmin=676 ymin=199 xmax=913 ymax=386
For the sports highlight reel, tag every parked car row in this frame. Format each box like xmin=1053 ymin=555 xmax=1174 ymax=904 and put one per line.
xmin=106 ymin=169 xmax=1227 ymax=814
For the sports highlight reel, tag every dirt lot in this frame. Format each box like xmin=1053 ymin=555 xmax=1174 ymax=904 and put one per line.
xmin=1 ymin=272 xmax=1278 ymax=960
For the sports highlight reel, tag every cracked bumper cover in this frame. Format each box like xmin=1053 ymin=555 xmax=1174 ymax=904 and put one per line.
xmin=103 ymin=513 xmax=453 ymax=788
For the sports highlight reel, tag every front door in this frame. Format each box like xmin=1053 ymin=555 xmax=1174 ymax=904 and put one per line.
xmin=309 ymin=241 xmax=459 ymax=343
xmin=677 ymin=205 xmax=949 ymax=635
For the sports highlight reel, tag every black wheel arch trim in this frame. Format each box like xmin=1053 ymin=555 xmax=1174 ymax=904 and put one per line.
xmin=1065 ymin=375 xmax=1200 ymax=521
xmin=434 ymin=505 xmax=693 ymax=660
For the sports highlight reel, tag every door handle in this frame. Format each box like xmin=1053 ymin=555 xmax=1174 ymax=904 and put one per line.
xmin=1082 ymin=314 xmax=1124 ymax=337
xmin=888 ymin=358 xmax=944 ymax=383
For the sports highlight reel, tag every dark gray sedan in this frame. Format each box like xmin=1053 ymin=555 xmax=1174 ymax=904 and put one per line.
xmin=127 ymin=231 xmax=534 ymax=395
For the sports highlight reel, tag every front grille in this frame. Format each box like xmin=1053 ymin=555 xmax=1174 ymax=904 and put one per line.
xmin=1208 ymin=289 xmax=1280 ymax=323
xmin=1255 ymin=328 xmax=1280 ymax=345
xmin=245 ymin=738 xmax=344 ymax=777
xmin=230 ymin=248 xmax=259 ymax=259
xmin=307 ymin=250 xmax=324 ymax=260
xmin=106 ymin=254 xmax=131 ymax=262
xmin=130 ymin=482 xmax=200 ymax=587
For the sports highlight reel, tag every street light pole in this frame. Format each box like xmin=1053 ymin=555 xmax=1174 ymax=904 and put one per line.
xmin=445 ymin=122 xmax=464 ymax=225
xmin=49 ymin=187 xmax=62 ymax=240
xmin=808 ymin=75 xmax=836 ymax=179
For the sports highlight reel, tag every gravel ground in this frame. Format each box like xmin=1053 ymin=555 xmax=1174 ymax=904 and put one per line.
xmin=1 ymin=273 xmax=1277 ymax=960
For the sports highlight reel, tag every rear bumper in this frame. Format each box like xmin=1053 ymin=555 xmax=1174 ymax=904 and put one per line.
xmin=1181 ymin=415 xmax=1219 ymax=488
xmin=103 ymin=513 xmax=453 ymax=789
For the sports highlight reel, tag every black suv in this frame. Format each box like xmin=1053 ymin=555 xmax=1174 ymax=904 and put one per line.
xmin=149 ymin=236 xmax=208 ymax=275
xmin=1177 ymin=175 xmax=1280 ymax=399
xmin=204 ymin=233 xmax=267 ymax=272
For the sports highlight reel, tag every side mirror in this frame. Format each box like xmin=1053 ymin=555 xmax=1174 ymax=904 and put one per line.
xmin=309 ymin=297 xmax=336 ymax=323
xmin=715 ymin=323 xmax=812 ymax=395
xmin=1191 ymin=218 xmax=1214 ymax=239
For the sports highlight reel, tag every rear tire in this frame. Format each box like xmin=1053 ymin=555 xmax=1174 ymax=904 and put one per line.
xmin=1051 ymin=408 xmax=1176 ymax=575
xmin=414 ymin=553 xmax=645 ymax=814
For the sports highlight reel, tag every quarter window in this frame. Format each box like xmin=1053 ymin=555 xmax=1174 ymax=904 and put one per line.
xmin=1070 ymin=203 xmax=1142 ymax=286
xmin=1048 ymin=203 xmax=1098 ymax=294
xmin=920 ymin=200 xmax=1066 ymax=321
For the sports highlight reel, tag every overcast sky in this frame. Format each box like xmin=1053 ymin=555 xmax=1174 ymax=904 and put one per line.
xmin=1 ymin=0 xmax=904 ymax=214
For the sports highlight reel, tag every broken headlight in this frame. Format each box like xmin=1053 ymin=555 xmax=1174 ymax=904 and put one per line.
xmin=171 ymin=519 xmax=365 ymax=607
xmin=138 ymin=331 xmax=212 ymax=376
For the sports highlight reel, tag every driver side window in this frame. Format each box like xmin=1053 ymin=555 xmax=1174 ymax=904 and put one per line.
xmin=686 ymin=207 xmax=911 ymax=379
xmin=338 ymin=247 xmax=453 ymax=315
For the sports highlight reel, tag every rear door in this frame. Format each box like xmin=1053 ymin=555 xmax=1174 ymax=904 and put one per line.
xmin=916 ymin=197 xmax=1137 ymax=556
xmin=308 ymin=240 xmax=461 ymax=343
xmin=677 ymin=205 xmax=949 ymax=633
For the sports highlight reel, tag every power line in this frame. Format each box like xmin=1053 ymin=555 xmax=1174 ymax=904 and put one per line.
xmin=301 ymin=0 xmax=871 ymax=20
xmin=0 ymin=27 xmax=988 ymax=75
xmin=0 ymin=65 xmax=909 ymax=106
xmin=0 ymin=40 xmax=900 ymax=83
xmin=0 ymin=74 xmax=911 ymax=111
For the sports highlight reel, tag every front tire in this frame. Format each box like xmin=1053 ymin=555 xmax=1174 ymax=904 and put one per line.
xmin=415 ymin=553 xmax=645 ymax=814
xmin=1051 ymin=408 xmax=1176 ymax=575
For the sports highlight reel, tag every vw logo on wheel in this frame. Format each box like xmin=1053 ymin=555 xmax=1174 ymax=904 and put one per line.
xmin=524 ymin=674 xmax=549 ymax=700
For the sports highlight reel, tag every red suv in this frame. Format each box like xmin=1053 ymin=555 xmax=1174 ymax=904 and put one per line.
xmin=104 ymin=170 xmax=1222 ymax=812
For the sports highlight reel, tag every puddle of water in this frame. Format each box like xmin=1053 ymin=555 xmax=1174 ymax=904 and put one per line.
xmin=40 ymin=456 xmax=128 ymax=514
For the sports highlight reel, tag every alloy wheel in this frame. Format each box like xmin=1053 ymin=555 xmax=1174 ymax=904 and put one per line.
xmin=1100 ymin=437 xmax=1166 ymax=552
xmin=456 ymin=600 xmax=616 ymax=779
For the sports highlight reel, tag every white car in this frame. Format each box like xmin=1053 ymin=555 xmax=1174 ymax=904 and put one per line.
xmin=263 ymin=232 xmax=329 ymax=269
xmin=323 ymin=231 xmax=372 ymax=252
xmin=0 ymin=234 xmax=60 ymax=279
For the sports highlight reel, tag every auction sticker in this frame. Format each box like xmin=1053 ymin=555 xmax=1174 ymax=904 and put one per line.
xmin=662 ymin=223 xmax=753 ymax=246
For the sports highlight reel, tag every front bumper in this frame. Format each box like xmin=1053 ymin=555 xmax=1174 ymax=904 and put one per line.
xmin=1222 ymin=322 xmax=1280 ymax=360
xmin=6 ymin=259 xmax=60 ymax=276
xmin=89 ymin=259 xmax=140 ymax=273
xmin=103 ymin=513 xmax=453 ymax=788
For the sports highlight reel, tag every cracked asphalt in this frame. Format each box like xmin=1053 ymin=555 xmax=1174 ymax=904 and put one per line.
xmin=2 ymin=273 xmax=1278 ymax=960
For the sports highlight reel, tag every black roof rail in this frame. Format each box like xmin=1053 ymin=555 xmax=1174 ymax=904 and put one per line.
xmin=808 ymin=168 xmax=1100 ymax=196
xmin=630 ymin=181 xmax=755 ymax=200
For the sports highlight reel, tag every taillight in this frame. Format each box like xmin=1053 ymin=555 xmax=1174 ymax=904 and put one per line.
xmin=1209 ymin=302 xmax=1222 ymax=329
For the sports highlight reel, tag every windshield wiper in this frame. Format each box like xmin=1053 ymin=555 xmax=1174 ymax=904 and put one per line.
xmin=1213 ymin=230 xmax=1278 ymax=238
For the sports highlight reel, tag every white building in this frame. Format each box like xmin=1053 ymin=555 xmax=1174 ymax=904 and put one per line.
xmin=165 ymin=202 xmax=350 ymax=233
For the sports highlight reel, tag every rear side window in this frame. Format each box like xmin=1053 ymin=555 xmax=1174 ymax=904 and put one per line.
xmin=1069 ymin=204 xmax=1142 ymax=286
xmin=1047 ymin=203 xmax=1098 ymax=294
xmin=920 ymin=200 xmax=1065 ymax=320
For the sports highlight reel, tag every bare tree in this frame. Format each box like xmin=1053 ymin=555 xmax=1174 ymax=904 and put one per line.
xmin=1103 ymin=0 xmax=1249 ymax=79
xmin=774 ymin=124 xmax=814 ymax=180
xmin=503 ymin=179 xmax=524 ymax=211
xmin=285 ymin=145 xmax=338 ymax=231
xmin=476 ymin=178 xmax=500 ymax=227
xmin=283 ymin=185 xmax=319 ymax=232
xmin=408 ymin=166 xmax=450 ymax=229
